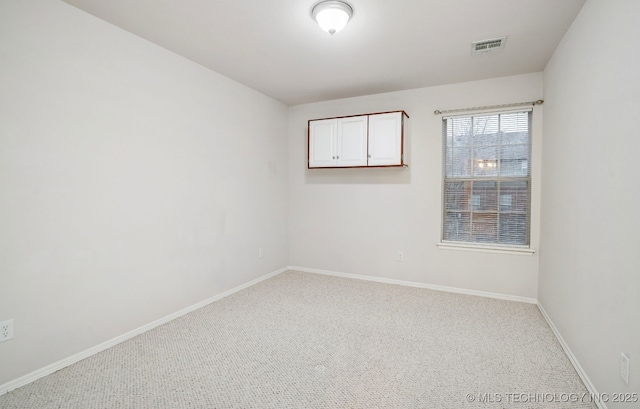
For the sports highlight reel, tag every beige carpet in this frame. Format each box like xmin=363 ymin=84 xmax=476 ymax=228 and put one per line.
xmin=0 ymin=270 xmax=596 ymax=408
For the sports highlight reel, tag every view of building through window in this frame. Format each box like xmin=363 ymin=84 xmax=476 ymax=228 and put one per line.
xmin=442 ymin=111 xmax=531 ymax=246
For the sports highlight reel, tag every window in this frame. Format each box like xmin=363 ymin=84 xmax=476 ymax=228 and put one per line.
xmin=442 ymin=110 xmax=531 ymax=247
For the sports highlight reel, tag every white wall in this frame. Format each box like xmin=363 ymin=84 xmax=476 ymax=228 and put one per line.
xmin=289 ymin=73 xmax=543 ymax=299
xmin=540 ymin=0 xmax=640 ymax=404
xmin=0 ymin=0 xmax=288 ymax=385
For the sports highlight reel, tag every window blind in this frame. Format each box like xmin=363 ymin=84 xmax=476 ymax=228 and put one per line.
xmin=442 ymin=110 xmax=531 ymax=246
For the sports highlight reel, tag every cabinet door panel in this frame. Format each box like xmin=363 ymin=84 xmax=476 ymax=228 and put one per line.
xmin=309 ymin=119 xmax=337 ymax=168
xmin=337 ymin=116 xmax=368 ymax=167
xmin=368 ymin=112 xmax=403 ymax=166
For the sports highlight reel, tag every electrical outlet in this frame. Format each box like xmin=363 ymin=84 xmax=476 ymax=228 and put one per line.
xmin=397 ymin=251 xmax=404 ymax=262
xmin=0 ymin=319 xmax=14 ymax=343
xmin=258 ymin=248 xmax=264 ymax=258
xmin=621 ymin=353 xmax=630 ymax=385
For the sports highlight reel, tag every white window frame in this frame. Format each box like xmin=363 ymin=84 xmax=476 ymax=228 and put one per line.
xmin=438 ymin=109 xmax=535 ymax=255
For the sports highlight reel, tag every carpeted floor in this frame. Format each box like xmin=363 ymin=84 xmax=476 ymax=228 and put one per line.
xmin=0 ymin=270 xmax=596 ymax=408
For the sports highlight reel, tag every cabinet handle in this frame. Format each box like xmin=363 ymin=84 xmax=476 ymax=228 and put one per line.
xmin=368 ymin=154 xmax=371 ymax=158
xmin=332 ymin=156 xmax=335 ymax=160
xmin=336 ymin=156 xmax=340 ymax=159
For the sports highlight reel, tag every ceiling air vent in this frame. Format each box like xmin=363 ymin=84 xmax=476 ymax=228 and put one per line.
xmin=471 ymin=36 xmax=506 ymax=54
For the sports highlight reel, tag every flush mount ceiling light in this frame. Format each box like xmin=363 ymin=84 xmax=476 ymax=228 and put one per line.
xmin=311 ymin=1 xmax=353 ymax=35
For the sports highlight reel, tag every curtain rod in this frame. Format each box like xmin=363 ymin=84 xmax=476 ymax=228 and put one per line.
xmin=434 ymin=99 xmax=544 ymax=115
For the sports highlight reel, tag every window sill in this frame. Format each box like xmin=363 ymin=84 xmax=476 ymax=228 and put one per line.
xmin=436 ymin=242 xmax=535 ymax=256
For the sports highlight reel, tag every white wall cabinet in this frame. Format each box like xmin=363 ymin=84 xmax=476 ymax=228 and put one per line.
xmin=308 ymin=116 xmax=368 ymax=168
xmin=308 ymin=119 xmax=337 ymax=167
xmin=308 ymin=111 xmax=408 ymax=168
xmin=368 ymin=112 xmax=403 ymax=166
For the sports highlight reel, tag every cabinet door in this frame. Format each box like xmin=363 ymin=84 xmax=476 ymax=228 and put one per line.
xmin=309 ymin=119 xmax=337 ymax=168
xmin=337 ymin=116 xmax=368 ymax=167
xmin=368 ymin=112 xmax=403 ymax=166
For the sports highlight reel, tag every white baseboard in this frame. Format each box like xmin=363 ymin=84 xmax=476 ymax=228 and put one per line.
xmin=289 ymin=266 xmax=538 ymax=304
xmin=0 ymin=266 xmax=288 ymax=396
xmin=2 ymin=265 xmax=598 ymax=409
xmin=537 ymin=302 xmax=607 ymax=409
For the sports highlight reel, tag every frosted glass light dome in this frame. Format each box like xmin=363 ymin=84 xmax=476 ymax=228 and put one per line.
xmin=312 ymin=1 xmax=353 ymax=35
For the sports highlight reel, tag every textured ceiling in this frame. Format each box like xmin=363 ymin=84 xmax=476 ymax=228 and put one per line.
xmin=63 ymin=0 xmax=586 ymax=105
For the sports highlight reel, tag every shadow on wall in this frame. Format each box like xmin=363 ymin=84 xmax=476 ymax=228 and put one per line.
xmin=305 ymin=167 xmax=411 ymax=185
